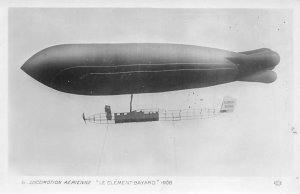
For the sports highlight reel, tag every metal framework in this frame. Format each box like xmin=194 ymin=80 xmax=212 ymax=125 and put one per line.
xmin=83 ymin=108 xmax=221 ymax=125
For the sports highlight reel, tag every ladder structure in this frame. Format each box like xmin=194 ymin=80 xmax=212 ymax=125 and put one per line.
xmin=82 ymin=96 xmax=236 ymax=125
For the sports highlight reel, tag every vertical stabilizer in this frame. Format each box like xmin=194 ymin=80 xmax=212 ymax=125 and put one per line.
xmin=220 ymin=96 xmax=236 ymax=113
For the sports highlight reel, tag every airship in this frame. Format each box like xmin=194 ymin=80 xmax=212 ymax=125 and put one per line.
xmin=21 ymin=43 xmax=280 ymax=95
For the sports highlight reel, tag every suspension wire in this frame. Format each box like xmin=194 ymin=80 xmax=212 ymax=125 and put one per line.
xmin=172 ymin=122 xmax=178 ymax=172
xmin=130 ymin=94 xmax=133 ymax=112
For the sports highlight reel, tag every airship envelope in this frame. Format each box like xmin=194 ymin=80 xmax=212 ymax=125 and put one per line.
xmin=21 ymin=43 xmax=280 ymax=95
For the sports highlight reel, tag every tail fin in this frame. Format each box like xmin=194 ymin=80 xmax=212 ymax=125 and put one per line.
xmin=239 ymin=48 xmax=272 ymax=55
xmin=220 ymin=96 xmax=236 ymax=113
xmin=227 ymin=48 xmax=280 ymax=84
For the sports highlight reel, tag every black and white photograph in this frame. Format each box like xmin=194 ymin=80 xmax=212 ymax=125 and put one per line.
xmin=1 ymin=1 xmax=300 ymax=193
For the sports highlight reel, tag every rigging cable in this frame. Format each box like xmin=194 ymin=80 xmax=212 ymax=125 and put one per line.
xmin=172 ymin=122 xmax=178 ymax=172
xmin=96 ymin=123 xmax=109 ymax=175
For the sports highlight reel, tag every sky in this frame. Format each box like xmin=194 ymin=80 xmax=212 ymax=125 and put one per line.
xmin=8 ymin=8 xmax=294 ymax=176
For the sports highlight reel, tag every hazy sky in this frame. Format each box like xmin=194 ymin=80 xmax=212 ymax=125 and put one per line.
xmin=9 ymin=8 xmax=294 ymax=176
